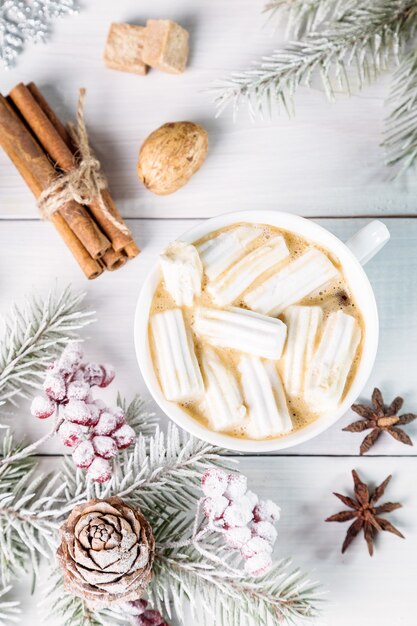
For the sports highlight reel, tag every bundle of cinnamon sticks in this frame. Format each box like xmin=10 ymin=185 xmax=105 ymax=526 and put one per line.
xmin=0 ymin=83 xmax=139 ymax=279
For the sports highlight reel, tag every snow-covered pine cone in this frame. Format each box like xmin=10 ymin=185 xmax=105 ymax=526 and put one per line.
xmin=57 ymin=497 xmax=155 ymax=606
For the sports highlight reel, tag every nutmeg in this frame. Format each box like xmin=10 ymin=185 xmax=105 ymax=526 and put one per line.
xmin=137 ymin=121 xmax=208 ymax=195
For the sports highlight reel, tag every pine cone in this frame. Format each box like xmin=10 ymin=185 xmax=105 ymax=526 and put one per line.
xmin=57 ymin=496 xmax=155 ymax=606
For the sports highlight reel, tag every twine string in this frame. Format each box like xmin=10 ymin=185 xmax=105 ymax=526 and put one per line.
xmin=37 ymin=88 xmax=129 ymax=235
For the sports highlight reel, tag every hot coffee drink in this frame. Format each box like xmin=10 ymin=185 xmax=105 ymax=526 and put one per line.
xmin=149 ymin=222 xmax=364 ymax=440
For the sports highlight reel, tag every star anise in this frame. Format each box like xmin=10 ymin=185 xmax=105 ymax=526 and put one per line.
xmin=343 ymin=388 xmax=417 ymax=455
xmin=325 ymin=469 xmax=404 ymax=555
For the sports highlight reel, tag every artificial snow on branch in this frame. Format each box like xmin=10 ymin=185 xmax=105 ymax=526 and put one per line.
xmin=215 ymin=0 xmax=417 ymax=175
xmin=0 ymin=431 xmax=65 ymax=585
xmin=215 ymin=1 xmax=417 ymax=117
xmin=0 ymin=334 xmax=320 ymax=625
xmin=148 ymin=469 xmax=318 ymax=626
xmin=63 ymin=423 xmax=229 ymax=516
xmin=264 ymin=0 xmax=354 ymax=38
xmin=0 ymin=286 xmax=93 ymax=408
xmin=383 ymin=46 xmax=417 ymax=174
xmin=0 ymin=392 xmax=157 ymax=590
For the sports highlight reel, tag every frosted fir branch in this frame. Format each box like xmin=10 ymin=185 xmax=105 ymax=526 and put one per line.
xmin=0 ymin=418 xmax=62 ymax=468
xmin=62 ymin=424 xmax=230 ymax=516
xmin=383 ymin=46 xmax=417 ymax=173
xmin=0 ymin=431 xmax=68 ymax=585
xmin=0 ymin=286 xmax=94 ymax=407
xmin=264 ymin=0 xmax=355 ymax=38
xmin=116 ymin=393 xmax=157 ymax=439
xmin=151 ymin=550 xmax=320 ymax=626
xmin=0 ymin=430 xmax=36 ymax=488
xmin=43 ymin=574 xmax=111 ymax=626
xmin=214 ymin=0 xmax=417 ymax=118
xmin=43 ymin=572 xmax=163 ymax=626
xmin=0 ymin=586 xmax=20 ymax=626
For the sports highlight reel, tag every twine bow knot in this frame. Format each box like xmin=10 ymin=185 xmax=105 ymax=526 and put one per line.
xmin=38 ymin=88 xmax=129 ymax=235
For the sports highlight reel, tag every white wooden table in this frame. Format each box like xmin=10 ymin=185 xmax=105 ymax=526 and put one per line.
xmin=0 ymin=1 xmax=416 ymax=624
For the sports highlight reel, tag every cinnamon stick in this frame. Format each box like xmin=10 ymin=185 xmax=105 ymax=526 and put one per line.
xmin=52 ymin=213 xmax=103 ymax=279
xmin=101 ymin=247 xmax=128 ymax=271
xmin=26 ymin=82 xmax=138 ymax=254
xmin=8 ymin=84 xmax=111 ymax=260
xmin=124 ymin=241 xmax=141 ymax=259
xmin=0 ymin=95 xmax=102 ymax=279
xmin=26 ymin=82 xmax=74 ymax=148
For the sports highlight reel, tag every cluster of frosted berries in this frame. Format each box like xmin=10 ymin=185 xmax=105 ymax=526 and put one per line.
xmin=126 ymin=600 xmax=168 ymax=626
xmin=30 ymin=343 xmax=136 ymax=483
xmin=201 ymin=468 xmax=280 ymax=576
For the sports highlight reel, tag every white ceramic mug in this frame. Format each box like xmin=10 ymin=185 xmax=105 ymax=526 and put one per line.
xmin=134 ymin=211 xmax=390 ymax=452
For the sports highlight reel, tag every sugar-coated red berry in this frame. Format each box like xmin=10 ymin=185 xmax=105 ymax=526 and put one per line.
xmin=225 ymin=526 xmax=251 ymax=548
xmin=58 ymin=343 xmax=83 ymax=374
xmin=72 ymin=368 xmax=85 ymax=382
xmin=73 ymin=440 xmax=95 ymax=468
xmin=93 ymin=398 xmax=106 ymax=412
xmin=110 ymin=406 xmax=126 ymax=427
xmin=59 ymin=421 xmax=83 ymax=447
xmin=142 ymin=609 xmax=166 ymax=625
xmin=201 ymin=468 xmax=228 ymax=498
xmin=128 ymin=599 xmax=148 ymax=616
xmin=86 ymin=403 xmax=101 ymax=427
xmin=244 ymin=551 xmax=272 ymax=577
xmin=112 ymin=424 xmax=135 ymax=449
xmin=241 ymin=536 xmax=272 ymax=559
xmin=224 ymin=473 xmax=247 ymax=501
xmin=67 ymin=380 xmax=90 ymax=401
xmin=43 ymin=373 xmax=66 ymax=402
xmin=207 ymin=495 xmax=229 ymax=528
xmin=93 ymin=411 xmax=118 ymax=436
xmin=30 ymin=395 xmax=56 ymax=419
xmin=87 ymin=457 xmax=112 ymax=483
xmin=63 ymin=399 xmax=91 ymax=425
xmin=99 ymin=364 xmax=115 ymax=388
xmin=92 ymin=435 xmax=117 ymax=459
xmin=252 ymin=521 xmax=277 ymax=545
xmin=253 ymin=500 xmax=281 ymax=523
xmin=83 ymin=363 xmax=105 ymax=386
xmin=223 ymin=500 xmax=253 ymax=528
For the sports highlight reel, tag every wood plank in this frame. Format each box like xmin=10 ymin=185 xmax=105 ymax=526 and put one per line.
xmin=0 ymin=0 xmax=415 ymax=219
xmin=0 ymin=217 xmax=415 ymax=456
xmin=7 ymin=455 xmax=416 ymax=626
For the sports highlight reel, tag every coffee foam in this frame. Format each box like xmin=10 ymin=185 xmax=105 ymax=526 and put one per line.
xmin=149 ymin=222 xmax=365 ymax=440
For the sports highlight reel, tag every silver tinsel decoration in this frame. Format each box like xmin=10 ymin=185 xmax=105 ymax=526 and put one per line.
xmin=0 ymin=0 xmax=78 ymax=69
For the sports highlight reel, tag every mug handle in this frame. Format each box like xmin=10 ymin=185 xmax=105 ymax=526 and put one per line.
xmin=345 ymin=220 xmax=390 ymax=266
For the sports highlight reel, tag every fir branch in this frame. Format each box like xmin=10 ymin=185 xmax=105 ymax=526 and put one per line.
xmin=0 ymin=431 xmax=67 ymax=585
xmin=0 ymin=586 xmax=20 ymax=626
xmin=215 ymin=0 xmax=417 ymax=117
xmin=151 ymin=548 xmax=319 ymax=626
xmin=0 ymin=430 xmax=36 ymax=488
xmin=116 ymin=393 xmax=157 ymax=439
xmin=151 ymin=505 xmax=320 ymax=625
xmin=383 ymin=46 xmax=417 ymax=173
xmin=0 ymin=286 xmax=94 ymax=407
xmin=45 ymin=571 xmax=171 ymax=626
xmin=264 ymin=0 xmax=354 ymax=38
xmin=44 ymin=572 xmax=137 ymax=626
xmin=62 ymin=424 xmax=230 ymax=517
